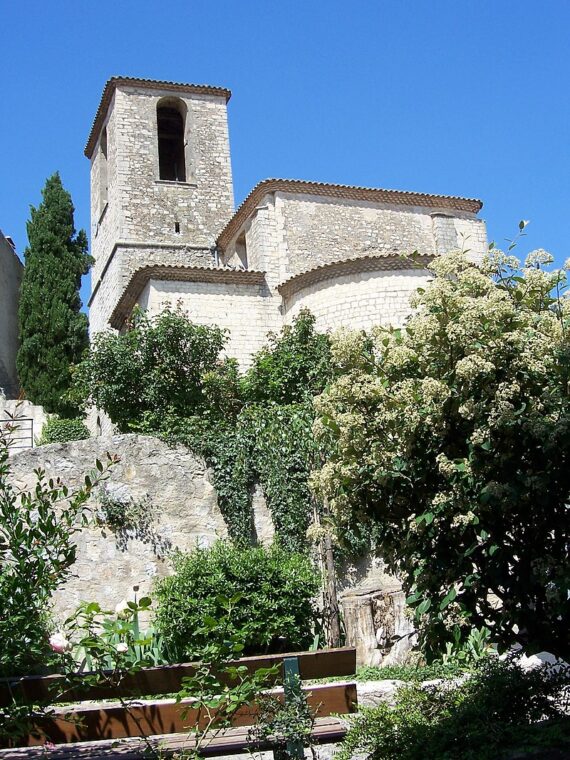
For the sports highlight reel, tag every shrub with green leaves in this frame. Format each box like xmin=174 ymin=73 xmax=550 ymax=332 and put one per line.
xmin=37 ymin=416 xmax=90 ymax=445
xmin=0 ymin=427 xmax=115 ymax=678
xmin=154 ymin=542 xmax=321 ymax=660
xmin=337 ymin=656 xmax=570 ymax=760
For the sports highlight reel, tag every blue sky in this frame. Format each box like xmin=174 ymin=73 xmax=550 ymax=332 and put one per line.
xmin=1 ymin=1 xmax=569 ymax=309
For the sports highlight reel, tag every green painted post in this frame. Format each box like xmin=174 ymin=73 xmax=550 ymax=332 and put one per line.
xmin=283 ymin=656 xmax=304 ymax=759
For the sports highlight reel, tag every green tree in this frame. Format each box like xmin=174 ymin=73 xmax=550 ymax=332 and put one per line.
xmin=73 ymin=306 xmax=239 ymax=432
xmin=17 ymin=173 xmax=91 ymax=416
xmin=312 ymin=246 xmax=570 ymax=660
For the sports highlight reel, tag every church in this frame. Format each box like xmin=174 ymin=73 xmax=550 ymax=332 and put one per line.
xmin=87 ymin=76 xmax=487 ymax=367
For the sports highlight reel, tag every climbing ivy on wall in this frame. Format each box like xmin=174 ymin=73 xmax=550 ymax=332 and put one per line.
xmin=74 ymin=308 xmax=332 ymax=549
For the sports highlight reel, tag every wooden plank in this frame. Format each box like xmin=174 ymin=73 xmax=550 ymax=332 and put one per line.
xmin=0 ymin=717 xmax=349 ymax=759
xmin=17 ymin=682 xmax=357 ymax=747
xmin=0 ymin=648 xmax=356 ymax=707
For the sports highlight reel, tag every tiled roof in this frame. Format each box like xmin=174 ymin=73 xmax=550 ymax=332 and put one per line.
xmin=109 ymin=264 xmax=265 ymax=329
xmin=85 ymin=76 xmax=232 ymax=158
xmin=217 ymin=179 xmax=483 ymax=251
xmin=277 ymin=253 xmax=434 ymax=299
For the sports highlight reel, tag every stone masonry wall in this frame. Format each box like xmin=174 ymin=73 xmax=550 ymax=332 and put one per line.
xmin=8 ymin=434 xmax=412 ymax=666
xmin=113 ymin=86 xmax=234 ymax=246
xmin=8 ymin=435 xmax=229 ymax=621
xmin=0 ymin=232 xmax=23 ymax=398
xmin=139 ymin=278 xmax=281 ymax=369
xmin=90 ymin=83 xmax=234 ymax=333
xmin=90 ymin=244 xmax=215 ymax=334
xmin=274 ymin=192 xmax=487 ymax=277
xmin=283 ymin=268 xmax=431 ymax=332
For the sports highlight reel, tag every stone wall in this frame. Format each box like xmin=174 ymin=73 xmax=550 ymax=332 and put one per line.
xmin=8 ymin=435 xmax=228 ymax=621
xmin=0 ymin=232 xmax=23 ymax=398
xmin=283 ymin=268 xmax=431 ymax=332
xmin=138 ymin=278 xmax=281 ymax=369
xmin=271 ymin=192 xmax=486 ymax=279
xmin=8 ymin=433 xmax=414 ymax=665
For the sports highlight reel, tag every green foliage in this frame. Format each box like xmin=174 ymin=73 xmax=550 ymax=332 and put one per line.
xmin=174 ymin=594 xmax=280 ymax=758
xmin=243 ymin=314 xmax=332 ymax=404
xmin=242 ymin=402 xmax=318 ymax=550
xmin=154 ymin=541 xmax=320 ymax=660
xmin=248 ymin=682 xmax=315 ymax=759
xmin=76 ymin=308 xmax=333 ymax=549
xmin=73 ymin=306 xmax=238 ymax=433
xmin=313 ymin=247 xmax=570 ymax=659
xmin=0 ymin=427 xmax=115 ymax=679
xmin=96 ymin=487 xmax=152 ymax=533
xmin=17 ymin=173 xmax=91 ymax=416
xmin=336 ymin=657 xmax=570 ymax=760
xmin=354 ymin=661 xmax=466 ymax=683
xmin=441 ymin=625 xmax=492 ymax=667
xmin=63 ymin=595 xmax=168 ymax=672
xmin=37 ymin=416 xmax=90 ymax=445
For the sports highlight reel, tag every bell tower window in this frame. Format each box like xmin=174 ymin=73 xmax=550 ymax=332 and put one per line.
xmin=157 ymin=100 xmax=186 ymax=182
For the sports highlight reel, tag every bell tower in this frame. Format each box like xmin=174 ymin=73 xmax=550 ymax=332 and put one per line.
xmin=85 ymin=76 xmax=234 ymax=333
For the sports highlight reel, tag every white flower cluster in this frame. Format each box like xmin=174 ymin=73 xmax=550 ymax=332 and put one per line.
xmin=455 ymin=355 xmax=495 ymax=381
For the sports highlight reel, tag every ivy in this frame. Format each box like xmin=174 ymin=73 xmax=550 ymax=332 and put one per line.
xmin=74 ymin=308 xmax=376 ymax=553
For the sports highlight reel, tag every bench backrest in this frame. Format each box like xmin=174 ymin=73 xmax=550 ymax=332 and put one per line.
xmin=1 ymin=647 xmax=357 ymax=748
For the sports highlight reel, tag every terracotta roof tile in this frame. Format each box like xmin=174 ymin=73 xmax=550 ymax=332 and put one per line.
xmin=85 ymin=76 xmax=231 ymax=158
xmin=217 ymin=179 xmax=483 ymax=251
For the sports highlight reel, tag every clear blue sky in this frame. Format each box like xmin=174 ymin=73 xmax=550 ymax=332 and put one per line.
xmin=1 ymin=1 xmax=569 ymax=309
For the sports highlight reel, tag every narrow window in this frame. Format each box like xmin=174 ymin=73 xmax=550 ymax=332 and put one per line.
xmin=174 ymin=221 xmax=180 ymax=233
xmin=99 ymin=128 xmax=108 ymax=215
xmin=157 ymin=101 xmax=186 ymax=181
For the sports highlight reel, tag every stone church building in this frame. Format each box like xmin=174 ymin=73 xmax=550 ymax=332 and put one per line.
xmin=86 ymin=76 xmax=487 ymax=366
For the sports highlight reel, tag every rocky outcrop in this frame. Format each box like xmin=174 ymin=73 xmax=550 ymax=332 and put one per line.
xmin=8 ymin=435 xmax=228 ymax=621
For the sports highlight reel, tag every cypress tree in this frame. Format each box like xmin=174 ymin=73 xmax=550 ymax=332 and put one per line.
xmin=17 ymin=173 xmax=92 ymax=416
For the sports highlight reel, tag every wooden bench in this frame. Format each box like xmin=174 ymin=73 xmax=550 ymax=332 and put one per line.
xmin=0 ymin=647 xmax=357 ymax=758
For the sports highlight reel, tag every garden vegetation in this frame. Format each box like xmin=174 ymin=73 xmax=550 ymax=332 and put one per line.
xmin=312 ymin=244 xmax=570 ymax=660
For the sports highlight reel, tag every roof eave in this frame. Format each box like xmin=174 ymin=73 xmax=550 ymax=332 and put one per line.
xmin=109 ymin=264 xmax=265 ymax=330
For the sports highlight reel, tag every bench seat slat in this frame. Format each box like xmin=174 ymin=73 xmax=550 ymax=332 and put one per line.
xmin=0 ymin=717 xmax=349 ymax=759
xmin=16 ymin=682 xmax=356 ymax=747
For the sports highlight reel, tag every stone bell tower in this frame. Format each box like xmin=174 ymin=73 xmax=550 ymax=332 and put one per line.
xmin=85 ymin=76 xmax=234 ymax=333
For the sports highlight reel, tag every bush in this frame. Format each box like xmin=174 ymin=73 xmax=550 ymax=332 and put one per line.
xmin=0 ymin=428 xmax=113 ymax=678
xmin=337 ymin=656 xmax=570 ymax=760
xmin=154 ymin=542 xmax=321 ymax=660
xmin=38 ymin=416 xmax=90 ymax=445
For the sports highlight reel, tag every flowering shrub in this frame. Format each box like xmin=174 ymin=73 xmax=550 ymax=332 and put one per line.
xmin=312 ymin=241 xmax=570 ymax=659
